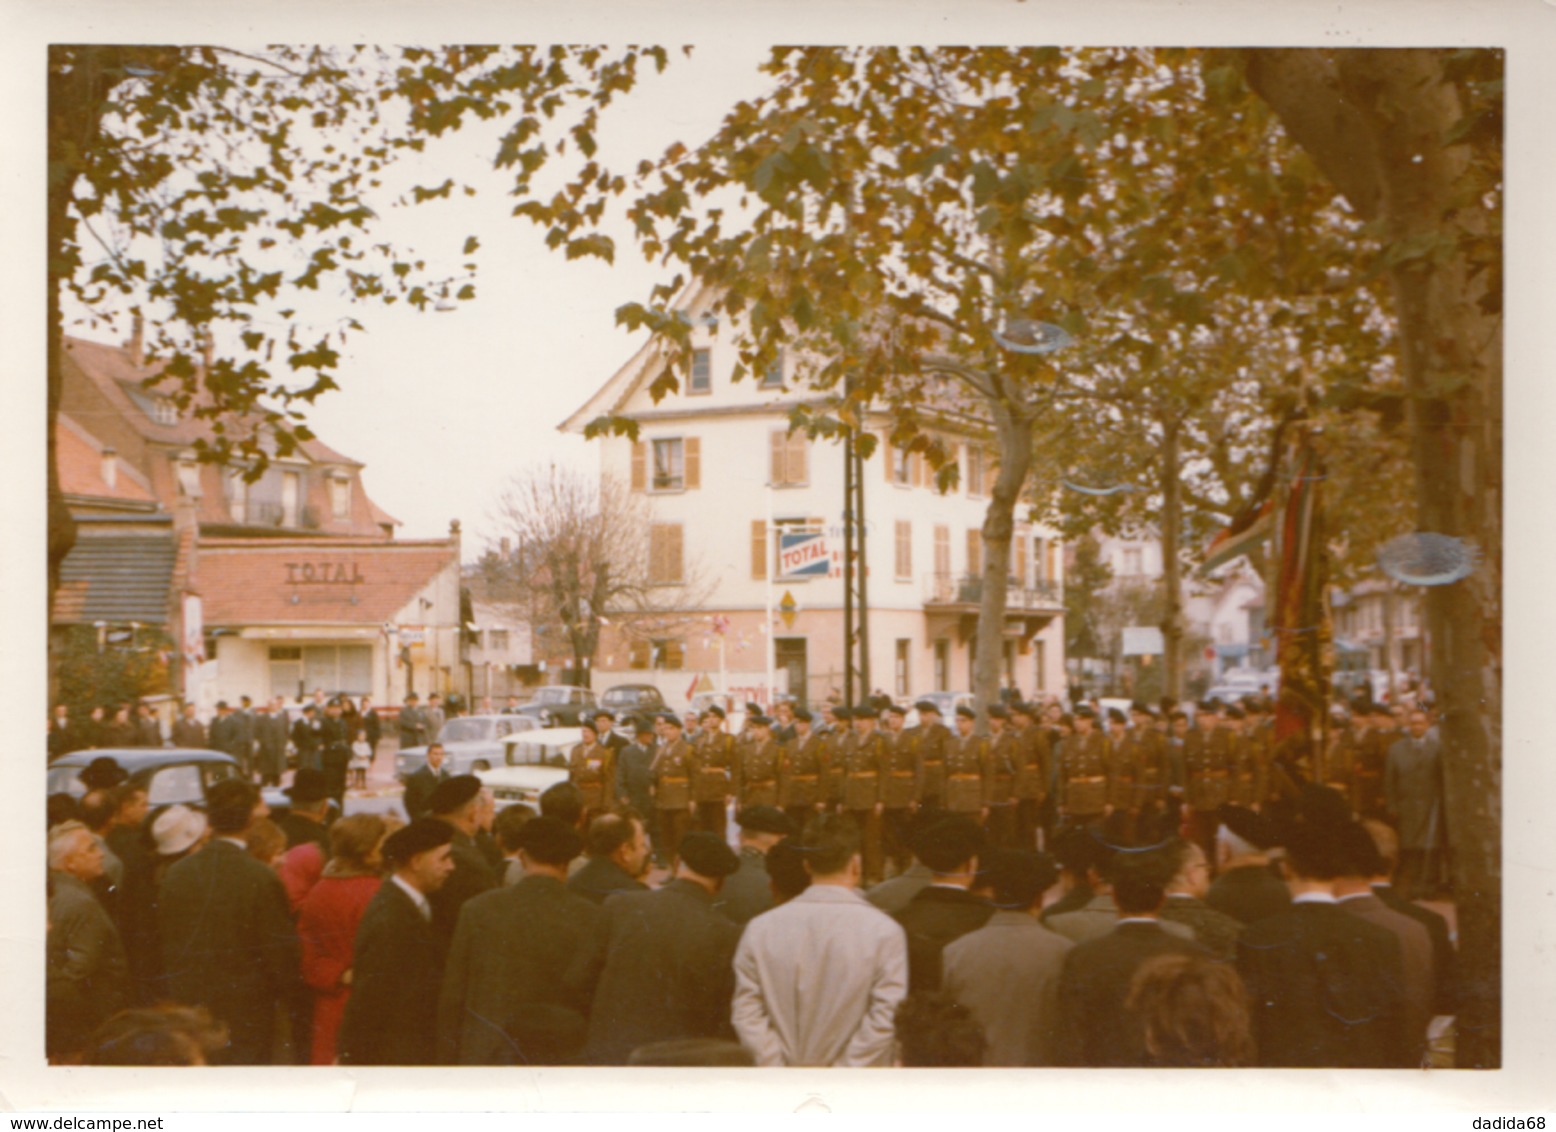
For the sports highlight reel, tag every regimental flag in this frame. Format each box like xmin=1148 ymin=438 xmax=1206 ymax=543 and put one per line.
xmin=1272 ymin=433 xmax=1333 ymax=751
xmin=1203 ymin=499 xmax=1276 ymax=574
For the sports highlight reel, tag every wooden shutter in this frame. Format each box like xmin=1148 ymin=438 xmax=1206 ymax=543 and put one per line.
xmin=649 ymin=524 xmax=665 ymax=582
xmin=631 ymin=442 xmax=646 ymax=491
xmin=934 ymin=525 xmax=951 ymax=578
xmin=1015 ymin=530 xmax=1028 ymax=586
xmin=770 ymin=431 xmax=786 ymax=485
xmin=666 ymin=524 xmax=684 ymax=583
xmin=895 ymin=520 xmax=912 ymax=579
xmin=1047 ymin=541 xmax=1059 ymax=584
xmin=751 ymin=520 xmax=767 ymax=580
xmin=967 ymin=529 xmax=982 ymax=578
xmin=788 ymin=431 xmax=808 ymax=485
xmin=685 ymin=436 xmax=701 ymax=490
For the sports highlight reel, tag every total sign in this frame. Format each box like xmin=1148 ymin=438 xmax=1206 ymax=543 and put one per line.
xmin=778 ymin=531 xmax=834 ymax=580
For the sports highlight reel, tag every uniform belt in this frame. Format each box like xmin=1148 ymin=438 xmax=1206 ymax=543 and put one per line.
xmin=890 ymin=771 xmax=915 ymax=777
xmin=923 ymin=760 xmax=945 ymax=767
xmin=788 ymin=773 xmax=818 ymax=780
xmin=950 ymin=773 xmax=981 ymax=780
xmin=661 ymin=776 xmax=689 ymax=782
xmin=848 ymin=771 xmax=878 ymax=777
xmin=1071 ymin=775 xmax=1106 ymax=783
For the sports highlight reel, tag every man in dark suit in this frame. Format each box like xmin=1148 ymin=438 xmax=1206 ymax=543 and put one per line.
xmin=254 ymin=698 xmax=289 ymax=787
xmin=1235 ymin=807 xmax=1411 ymax=1068
xmin=425 ymin=775 xmax=499 ymax=947
xmin=1055 ymin=839 xmax=1207 ymax=1067
xmin=291 ymin=704 xmax=322 ymax=773
xmin=397 ymin=692 xmax=429 ymax=751
xmin=358 ymin=696 xmax=383 ymax=755
xmin=437 ymin=817 xmax=604 ymax=1065
xmin=894 ymin=815 xmax=995 ymax=993
xmin=171 ymin=702 xmax=206 ymax=749
xmin=568 ymin=810 xmax=652 ymax=905
xmin=585 ymin=832 xmax=743 ymax=1065
xmin=715 ymin=805 xmax=795 ymax=926
xmin=1158 ymin=838 xmax=1245 ymax=962
xmin=338 ymin=819 xmax=455 ymax=1065
xmin=1206 ymin=805 xmax=1291 ymax=927
xmin=1386 ymin=710 xmax=1445 ymax=899
xmin=402 ymin=741 xmax=451 ymax=822
xmin=157 ymin=778 xmax=300 ymax=1065
xmin=319 ymin=697 xmax=353 ymax=807
xmin=276 ymin=768 xmax=332 ymax=851
xmin=1366 ymin=818 xmax=1457 ymax=1017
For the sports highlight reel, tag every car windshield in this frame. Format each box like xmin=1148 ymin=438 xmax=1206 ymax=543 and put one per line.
xmin=439 ymin=718 xmax=493 ymax=744
xmin=509 ymin=741 xmax=569 ymax=769
xmin=147 ymin=764 xmax=202 ymax=805
xmin=534 ymin=688 xmax=568 ymax=705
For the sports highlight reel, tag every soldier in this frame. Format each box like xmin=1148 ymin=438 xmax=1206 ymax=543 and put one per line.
xmin=820 ymin=707 xmax=849 ymax=815
xmin=1241 ymin=697 xmax=1276 ymax=808
xmin=1182 ymin=701 xmax=1233 ymax=862
xmin=735 ymin=715 xmax=782 ymax=811
xmin=771 ymin=700 xmax=798 ymax=746
xmin=1009 ymin=702 xmax=1048 ymax=851
xmin=291 ymin=704 xmax=322 ymax=774
xmin=1102 ymin=708 xmax=1136 ymax=839
xmin=650 ymin=713 xmax=696 ymax=865
xmin=838 ymin=705 xmax=888 ymax=886
xmin=908 ymin=700 xmax=952 ymax=815
xmin=569 ymin=720 xmax=617 ymax=826
xmin=984 ymin=705 xmax=1019 ymax=849
xmin=1354 ymin=702 xmax=1396 ymax=822
xmin=778 ymin=708 xmax=828 ymax=831
xmin=944 ymin=706 xmax=989 ymax=824
xmin=1223 ymin=705 xmax=1260 ymax=809
xmin=690 ymin=706 xmax=736 ymax=840
xmin=1128 ymin=702 xmax=1172 ymax=841
xmin=878 ymin=704 xmax=921 ymax=877
xmin=1057 ymin=705 xmax=1109 ymax=832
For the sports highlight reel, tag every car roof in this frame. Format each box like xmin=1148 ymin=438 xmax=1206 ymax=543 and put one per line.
xmin=504 ymin=726 xmax=585 ymax=745
xmin=47 ymin=747 xmax=237 ymax=770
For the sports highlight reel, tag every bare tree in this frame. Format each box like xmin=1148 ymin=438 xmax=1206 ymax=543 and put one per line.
xmin=484 ymin=464 xmax=711 ymax=682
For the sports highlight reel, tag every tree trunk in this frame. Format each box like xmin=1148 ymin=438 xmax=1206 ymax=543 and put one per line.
xmin=1244 ymin=47 xmax=1502 ymax=1067
xmin=1159 ymin=414 xmax=1186 ymax=700
xmin=973 ymin=400 xmax=1035 ymax=718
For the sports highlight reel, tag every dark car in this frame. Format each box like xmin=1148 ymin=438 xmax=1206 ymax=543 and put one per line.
xmin=512 ymin=685 xmax=599 ymax=729
xmin=45 ymin=747 xmax=297 ymax=816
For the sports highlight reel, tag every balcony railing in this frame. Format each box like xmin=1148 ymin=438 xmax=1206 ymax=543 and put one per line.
xmin=924 ymin=572 xmax=1062 ymax=609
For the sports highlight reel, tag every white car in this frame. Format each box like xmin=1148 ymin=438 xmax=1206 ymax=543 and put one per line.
xmin=396 ymin=713 xmax=539 ymax=779
xmin=479 ymin=726 xmax=584 ymax=809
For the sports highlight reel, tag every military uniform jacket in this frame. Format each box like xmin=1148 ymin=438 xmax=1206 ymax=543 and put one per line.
xmin=736 ymin=738 xmax=782 ymax=807
xmin=1127 ymin=728 xmax=1170 ymax=810
xmin=880 ymin=729 xmax=921 ymax=809
xmin=1183 ymin=727 xmax=1233 ymax=811
xmin=779 ymin=731 xmax=827 ymax=807
xmin=652 ymin=738 xmax=695 ymax=810
xmin=1104 ymin=731 xmax=1136 ymax=809
xmin=1011 ymin=725 xmax=1048 ymax=802
xmin=944 ymin=733 xmax=989 ymax=813
xmin=1226 ymin=731 xmax=1259 ymax=807
xmin=1353 ymin=730 xmax=1393 ymax=816
xmin=985 ymin=731 xmax=1017 ymax=807
xmin=910 ymin=722 xmax=952 ymax=801
xmin=569 ymin=742 xmax=616 ymax=811
xmin=1058 ymin=731 xmax=1109 ymax=816
xmin=839 ymin=729 xmax=887 ymax=811
xmin=691 ymin=731 xmax=735 ymax=804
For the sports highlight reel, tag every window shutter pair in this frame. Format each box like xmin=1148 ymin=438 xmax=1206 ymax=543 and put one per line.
xmin=632 ymin=438 xmax=700 ymax=491
xmin=769 ymin=431 xmax=807 ymax=486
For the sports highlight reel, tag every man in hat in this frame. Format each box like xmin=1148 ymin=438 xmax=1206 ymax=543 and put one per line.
xmin=778 ymin=708 xmax=827 ymax=831
xmin=158 ymin=779 xmax=300 ymax=1064
xmin=1221 ymin=704 xmax=1259 ymax=809
xmin=984 ymin=705 xmax=1019 ymax=849
xmin=568 ymin=809 xmax=652 ymax=905
xmin=254 ymin=698 xmax=288 ymax=787
xmin=402 ymin=741 xmax=451 ymax=823
xmin=171 ymin=701 xmax=206 ymax=749
xmin=1057 ymin=705 xmax=1109 ymax=830
xmin=46 ymin=821 xmax=130 ymax=1062
xmin=585 ymin=830 xmax=743 ymax=1065
xmin=616 ymin=718 xmax=658 ymax=847
xmin=1386 ymin=709 xmax=1446 ymax=900
xmin=690 ymin=706 xmax=735 ymax=841
xmin=734 ymin=714 xmax=782 ymax=814
xmin=820 ymin=706 xmax=849 ymax=815
xmin=732 ymin=815 xmax=908 ymax=1067
xmin=1181 ymin=700 xmax=1232 ymax=861
xmin=877 ymin=704 xmax=920 ymax=876
xmin=1101 ymin=707 xmax=1136 ymax=837
xmin=425 ymin=775 xmax=500 ymax=946
xmin=893 ymin=814 xmax=995 ymax=993
xmin=838 ymin=704 xmax=888 ymax=886
xmin=1126 ymin=702 xmax=1171 ymax=843
xmin=716 ymin=806 xmax=796 ymax=926
xmin=397 ymin=692 xmax=429 ymax=751
xmin=651 ymin=713 xmax=696 ymax=864
xmin=291 ymin=704 xmax=322 ymax=773
xmin=319 ymin=697 xmax=353 ymax=806
xmin=593 ymin=709 xmax=628 ymax=760
xmin=437 ymin=817 xmax=603 ymax=1065
xmin=277 ymin=768 xmax=333 ymax=852
xmin=944 ymin=705 xmax=989 ymax=824
xmin=338 ymin=818 xmax=456 ymax=1065
xmin=568 ymin=720 xmax=617 ymax=827
xmin=907 ymin=700 xmax=952 ymax=815
xmin=1009 ymin=702 xmax=1049 ymax=851
xmin=1206 ymin=805 xmax=1291 ymax=926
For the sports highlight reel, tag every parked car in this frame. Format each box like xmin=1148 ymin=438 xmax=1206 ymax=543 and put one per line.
xmin=599 ymin=684 xmax=669 ymax=739
xmin=511 ymin=685 xmax=599 ymax=729
xmin=45 ymin=747 xmax=302 ymax=818
xmin=479 ymin=726 xmax=583 ymax=809
xmin=395 ymin=713 xmax=539 ymax=780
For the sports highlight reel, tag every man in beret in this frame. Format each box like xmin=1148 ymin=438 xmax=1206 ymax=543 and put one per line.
xmin=984 ymin=705 xmax=1019 ymax=849
xmin=876 ymin=704 xmax=920 ymax=876
xmin=690 ymin=706 xmax=736 ymax=841
xmin=1181 ymin=700 xmax=1232 ymax=862
xmin=1206 ymin=805 xmax=1291 ymax=926
xmin=778 ymin=707 xmax=828 ymax=831
xmin=338 ymin=818 xmax=456 ymax=1065
xmin=438 ymin=817 xmax=604 ymax=1065
xmin=734 ymin=714 xmax=782 ymax=814
xmin=1009 ymin=702 xmax=1049 ymax=852
xmin=1101 ymin=708 xmax=1137 ymax=839
xmin=716 ymin=806 xmax=795 ymax=926
xmin=820 ymin=706 xmax=849 ymax=814
xmin=944 ymin=705 xmax=989 ymax=824
xmin=568 ymin=720 xmax=616 ymax=827
xmin=1220 ymin=704 xmax=1260 ymax=809
xmin=837 ymin=704 xmax=888 ymax=886
xmin=585 ymin=831 xmax=743 ymax=1065
xmin=1057 ymin=705 xmax=1109 ymax=831
xmin=893 ymin=815 xmax=995 ymax=993
xmin=425 ymin=775 xmax=499 ymax=946
xmin=906 ymin=700 xmax=952 ymax=815
xmin=651 ymin=713 xmax=697 ymax=864
xmin=1125 ymin=702 xmax=1171 ymax=843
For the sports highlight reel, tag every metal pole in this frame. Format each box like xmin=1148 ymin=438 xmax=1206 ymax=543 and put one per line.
xmin=855 ymin=436 xmax=871 ymax=700
xmin=765 ymin=481 xmax=776 ymax=709
xmin=843 ymin=426 xmax=855 ymax=711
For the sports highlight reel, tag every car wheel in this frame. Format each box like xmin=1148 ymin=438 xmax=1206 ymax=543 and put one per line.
xmin=473 ymin=760 xmax=491 ymax=773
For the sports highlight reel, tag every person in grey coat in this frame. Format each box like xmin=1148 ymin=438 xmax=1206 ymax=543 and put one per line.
xmin=1385 ymin=710 xmax=1445 ymax=899
xmin=47 ymin=822 xmax=130 ymax=1061
xmin=255 ymin=698 xmax=290 ymax=787
xmin=714 ymin=806 xmax=795 ymax=926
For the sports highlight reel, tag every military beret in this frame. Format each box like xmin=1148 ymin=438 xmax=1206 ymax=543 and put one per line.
xmin=913 ymin=700 xmax=942 ymax=715
xmin=1106 ymin=708 xmax=1128 ymax=724
xmin=80 ymin=756 xmax=129 ymax=791
xmin=677 ymin=831 xmax=741 ymax=879
xmin=1217 ymin=804 xmax=1279 ymax=850
xmin=1073 ymin=705 xmax=1097 ymax=720
xmin=1224 ymin=704 xmax=1247 ymax=721
xmin=744 ymin=702 xmax=763 ymax=715
xmin=792 ymin=708 xmax=813 ymax=723
xmin=382 ymin=817 xmax=455 ymax=864
xmin=285 ymin=767 xmax=330 ymax=804
xmin=1010 ymin=701 xmax=1037 ymax=718
xmin=954 ymin=705 xmax=977 ymax=720
xmin=633 ymin=716 xmax=657 ymax=735
xmin=427 ymin=774 xmax=483 ymax=815
xmin=514 ymin=816 xmax=583 ymax=865
xmin=736 ymin=805 xmax=796 ymax=836
xmin=883 ymin=703 xmax=906 ymax=717
xmin=1195 ymin=700 xmax=1220 ymax=713
xmin=748 ymin=714 xmax=773 ymax=728
xmin=987 ymin=704 xmax=1009 ymax=720
xmin=592 ymin=708 xmax=615 ymax=721
xmin=659 ymin=713 xmax=683 ymax=729
xmin=912 ymin=814 xmax=986 ymax=874
xmin=833 ymin=706 xmax=853 ymax=721
xmin=1130 ymin=700 xmax=1151 ymax=714
xmin=704 ymin=705 xmax=726 ymax=720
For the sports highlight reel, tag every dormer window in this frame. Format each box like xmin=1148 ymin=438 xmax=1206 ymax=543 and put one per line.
xmin=760 ymin=350 xmax=785 ymax=389
xmin=175 ymin=453 xmax=202 ymax=498
xmin=152 ymin=398 xmax=178 ymax=425
xmin=689 ymin=349 xmax=712 ymax=395
xmin=329 ymin=472 xmax=352 ymax=519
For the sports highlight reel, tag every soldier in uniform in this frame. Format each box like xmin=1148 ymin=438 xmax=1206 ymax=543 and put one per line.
xmin=1354 ymin=702 xmax=1395 ymax=822
xmin=1127 ymin=702 xmax=1171 ymax=842
xmin=1009 ymin=702 xmax=1047 ymax=851
xmin=735 ymin=714 xmax=782 ymax=811
xmin=1223 ymin=705 xmax=1260 ymax=809
xmin=984 ymin=705 xmax=1019 ymax=849
xmin=569 ymin=720 xmax=617 ymax=826
xmin=944 ymin=705 xmax=989 ymax=824
xmin=690 ymin=706 xmax=736 ymax=840
xmin=771 ymin=700 xmax=798 ymax=746
xmin=878 ymin=704 xmax=921 ymax=877
xmin=1101 ymin=708 xmax=1136 ymax=840
xmin=820 ymin=707 xmax=849 ymax=815
xmin=778 ymin=708 xmax=827 ymax=831
xmin=908 ymin=700 xmax=952 ymax=816
xmin=838 ymin=705 xmax=888 ymax=886
xmin=1182 ymin=700 xmax=1233 ymax=862
xmin=1058 ymin=705 xmax=1109 ymax=833
xmin=650 ymin=713 xmax=696 ymax=864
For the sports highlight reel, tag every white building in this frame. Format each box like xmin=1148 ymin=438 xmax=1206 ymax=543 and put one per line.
xmin=562 ymin=287 xmax=1067 ymax=710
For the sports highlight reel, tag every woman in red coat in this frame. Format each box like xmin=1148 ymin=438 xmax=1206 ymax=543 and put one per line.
xmin=297 ymin=814 xmax=388 ymax=1065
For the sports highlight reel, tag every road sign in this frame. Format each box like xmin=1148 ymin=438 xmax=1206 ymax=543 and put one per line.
xmin=778 ymin=531 xmax=832 ymax=579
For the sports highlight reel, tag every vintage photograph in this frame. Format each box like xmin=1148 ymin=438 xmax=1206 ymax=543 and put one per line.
xmin=20 ymin=3 xmax=1537 ymax=1113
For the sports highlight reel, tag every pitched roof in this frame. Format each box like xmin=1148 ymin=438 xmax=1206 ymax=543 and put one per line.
xmin=196 ymin=537 xmax=457 ymax=626
xmin=56 ymin=413 xmax=157 ymax=504
xmin=53 ymin=529 xmax=178 ymax=625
